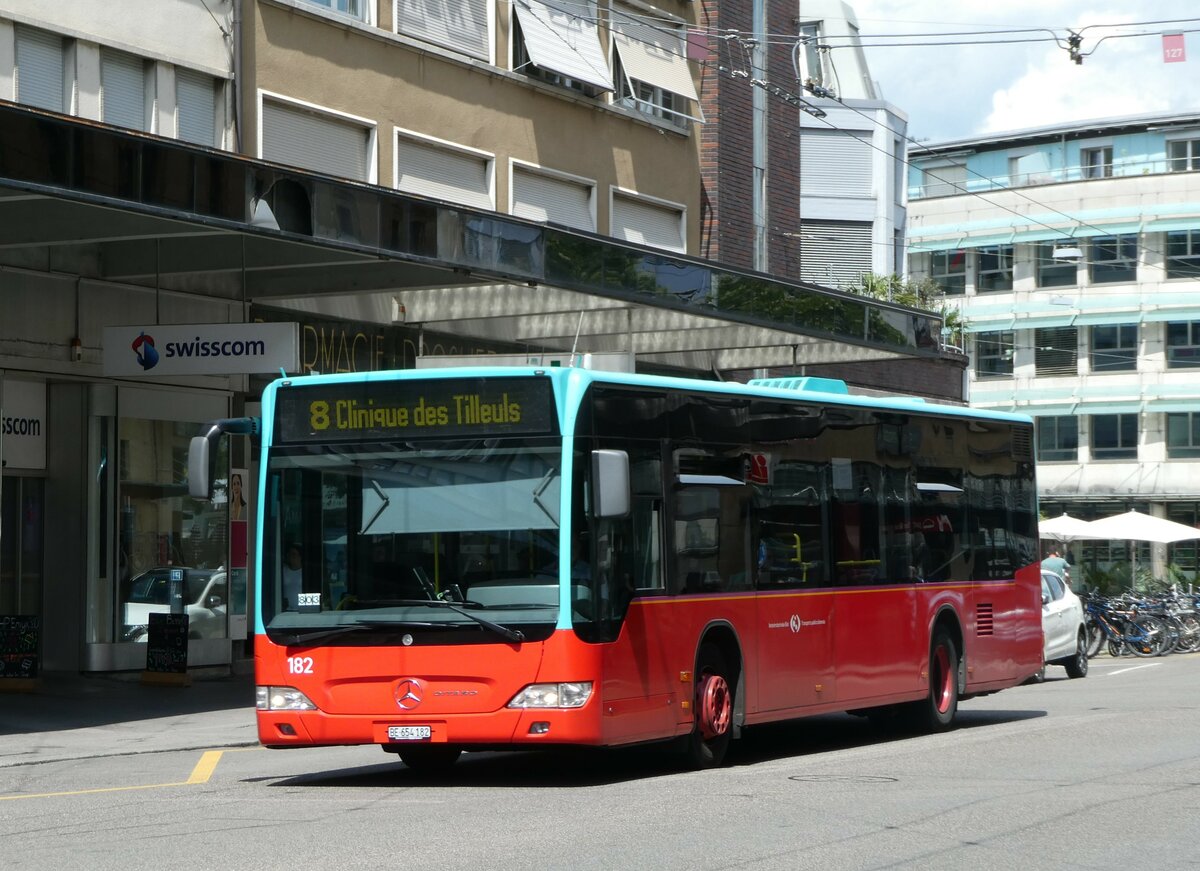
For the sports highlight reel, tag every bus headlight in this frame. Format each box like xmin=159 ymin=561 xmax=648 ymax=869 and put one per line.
xmin=507 ymin=682 xmax=593 ymax=709
xmin=257 ymin=686 xmax=318 ymax=711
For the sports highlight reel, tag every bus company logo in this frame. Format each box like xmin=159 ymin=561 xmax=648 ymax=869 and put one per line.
xmin=767 ymin=615 xmax=804 ymax=633
xmin=131 ymin=331 xmax=159 ymax=370
xmin=394 ymin=678 xmax=424 ymax=710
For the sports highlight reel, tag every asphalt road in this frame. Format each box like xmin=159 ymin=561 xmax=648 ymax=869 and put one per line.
xmin=3 ymin=654 xmax=1198 ymax=871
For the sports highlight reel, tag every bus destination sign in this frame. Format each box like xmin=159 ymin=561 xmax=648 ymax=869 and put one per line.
xmin=275 ymin=377 xmax=556 ymax=443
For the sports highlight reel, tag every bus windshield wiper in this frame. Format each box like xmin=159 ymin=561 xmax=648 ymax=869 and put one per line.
xmin=277 ymin=619 xmax=440 ymax=647
xmin=377 ymin=598 xmax=526 ymax=644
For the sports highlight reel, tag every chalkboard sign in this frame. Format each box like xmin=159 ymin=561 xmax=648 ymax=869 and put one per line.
xmin=0 ymin=615 xmax=40 ymax=679
xmin=145 ymin=612 xmax=189 ymax=674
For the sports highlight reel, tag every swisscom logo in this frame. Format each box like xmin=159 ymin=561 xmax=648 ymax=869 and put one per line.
xmin=128 ymin=329 xmax=268 ymax=371
xmin=131 ymin=332 xmax=159 ymax=370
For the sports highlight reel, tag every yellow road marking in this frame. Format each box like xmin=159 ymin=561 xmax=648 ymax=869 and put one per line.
xmin=186 ymin=750 xmax=224 ymax=784
xmin=0 ymin=750 xmax=224 ymax=802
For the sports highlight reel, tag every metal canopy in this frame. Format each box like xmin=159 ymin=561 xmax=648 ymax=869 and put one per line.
xmin=0 ymin=103 xmax=942 ymax=373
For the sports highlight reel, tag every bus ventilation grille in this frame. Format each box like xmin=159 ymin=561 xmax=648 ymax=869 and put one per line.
xmin=976 ymin=604 xmax=995 ymax=636
xmin=1011 ymin=427 xmax=1034 ymax=461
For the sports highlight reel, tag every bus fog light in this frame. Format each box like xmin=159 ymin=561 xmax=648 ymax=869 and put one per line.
xmin=257 ymin=685 xmax=318 ymax=711
xmin=508 ymin=681 xmax=593 ymax=709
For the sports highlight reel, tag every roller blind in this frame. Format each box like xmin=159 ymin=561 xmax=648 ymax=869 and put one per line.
xmin=396 ymin=137 xmax=493 ymax=209
xmin=395 ymin=0 xmax=490 ymax=61
xmin=101 ymin=49 xmax=146 ymax=131
xmin=262 ymin=99 xmax=370 ymax=181
xmin=15 ymin=26 xmax=64 ymax=112
xmin=798 ymin=220 xmax=873 ymax=289
xmin=512 ymin=167 xmax=594 ymax=230
xmin=611 ymin=193 xmax=684 ymax=252
xmin=802 ymin=130 xmax=872 ymax=196
xmin=177 ymin=69 xmax=217 ymax=147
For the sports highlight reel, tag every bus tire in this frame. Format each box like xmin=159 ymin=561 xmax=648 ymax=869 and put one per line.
xmin=395 ymin=746 xmax=462 ymax=772
xmin=685 ymin=643 xmax=734 ymax=769
xmin=905 ymin=628 xmax=959 ymax=732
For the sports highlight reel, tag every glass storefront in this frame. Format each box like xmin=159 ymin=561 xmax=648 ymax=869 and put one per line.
xmin=0 ymin=476 xmax=44 ymax=615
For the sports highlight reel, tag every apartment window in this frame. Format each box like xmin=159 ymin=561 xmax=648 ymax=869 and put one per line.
xmin=1169 ymin=139 xmax=1200 ymax=172
xmin=1167 ymin=321 xmax=1200 ymax=369
xmin=396 ymin=134 xmax=493 ymax=210
xmin=1037 ymin=417 xmax=1078 ymax=462
xmin=930 ymin=250 xmax=965 ymax=295
xmin=261 ymin=98 xmax=374 ymax=182
xmin=798 ymin=23 xmax=825 ymax=87
xmin=14 ymin=26 xmax=65 ymax=113
xmin=611 ymin=6 xmax=699 ymax=129
xmin=1091 ymin=414 xmax=1138 ymax=460
xmin=1090 ymin=325 xmax=1137 ymax=372
xmin=303 ymin=0 xmax=367 ymax=21
xmin=100 ymin=48 xmax=147 ymax=131
xmin=611 ymin=190 xmax=685 ymax=253
xmin=1037 ymin=240 xmax=1078 ymax=287
xmin=1034 ymin=326 xmax=1077 ymax=376
xmin=1165 ymin=230 xmax=1200 ymax=279
xmin=1081 ymin=146 xmax=1112 ymax=178
xmin=396 ymin=0 xmax=489 ymax=61
xmin=1089 ymin=234 xmax=1137 ymax=284
xmin=512 ymin=0 xmax=611 ymax=95
xmin=177 ymin=69 xmax=218 ymax=147
xmin=1167 ymin=413 xmax=1200 ymax=459
xmin=797 ymin=220 xmax=872 ymax=288
xmin=920 ymin=162 xmax=966 ymax=197
xmin=976 ymin=331 xmax=1014 ymax=377
xmin=977 ymin=245 xmax=1014 ymax=292
xmin=511 ymin=164 xmax=595 ymax=231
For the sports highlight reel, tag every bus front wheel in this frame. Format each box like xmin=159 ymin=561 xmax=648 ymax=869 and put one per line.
xmin=685 ymin=644 xmax=734 ymax=769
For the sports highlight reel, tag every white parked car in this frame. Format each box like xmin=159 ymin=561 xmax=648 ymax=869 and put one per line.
xmin=1036 ymin=569 xmax=1088 ymax=680
xmin=122 ymin=567 xmax=228 ymax=642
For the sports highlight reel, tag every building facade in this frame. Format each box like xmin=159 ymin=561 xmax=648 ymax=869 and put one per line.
xmin=907 ymin=112 xmax=1200 ymax=582
xmin=1 ymin=0 xmax=946 ymax=676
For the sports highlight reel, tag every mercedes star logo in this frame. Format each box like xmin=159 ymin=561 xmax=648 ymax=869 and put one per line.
xmin=394 ymin=678 xmax=424 ymax=710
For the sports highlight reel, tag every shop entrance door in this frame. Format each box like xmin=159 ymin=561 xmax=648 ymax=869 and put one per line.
xmin=1 ymin=476 xmax=45 ymax=617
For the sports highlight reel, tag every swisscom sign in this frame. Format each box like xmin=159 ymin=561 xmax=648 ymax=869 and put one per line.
xmin=102 ymin=323 xmax=299 ymax=377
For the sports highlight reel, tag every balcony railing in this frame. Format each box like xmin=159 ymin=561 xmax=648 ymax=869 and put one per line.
xmin=910 ymin=155 xmax=1198 ymax=200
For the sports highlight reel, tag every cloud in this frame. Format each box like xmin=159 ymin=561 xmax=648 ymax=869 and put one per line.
xmin=846 ymin=0 xmax=1200 ymax=141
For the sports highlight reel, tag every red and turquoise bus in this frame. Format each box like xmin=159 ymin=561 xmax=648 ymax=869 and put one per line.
xmin=189 ymin=366 xmax=1042 ymax=769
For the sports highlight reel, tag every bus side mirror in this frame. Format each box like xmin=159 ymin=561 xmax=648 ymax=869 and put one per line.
xmin=187 ymin=417 xmax=262 ymax=501
xmin=188 ymin=434 xmax=215 ymax=500
xmin=592 ymin=449 xmax=630 ymax=518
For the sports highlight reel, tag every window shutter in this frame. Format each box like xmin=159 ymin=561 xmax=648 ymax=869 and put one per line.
xmin=609 ymin=6 xmax=698 ymax=101
xmin=396 ymin=138 xmax=492 ymax=210
xmin=177 ymin=69 xmax=217 ymax=147
xmin=512 ymin=167 xmax=594 ymax=231
xmin=798 ymin=221 xmax=873 ymax=288
xmin=395 ymin=0 xmax=490 ymax=61
xmin=101 ymin=49 xmax=146 ymax=131
xmin=15 ymin=26 xmax=64 ymax=112
xmin=513 ymin=0 xmax=612 ymax=91
xmin=611 ymin=194 xmax=685 ymax=252
xmin=262 ymin=100 xmax=370 ymax=181
xmin=802 ymin=130 xmax=872 ymax=196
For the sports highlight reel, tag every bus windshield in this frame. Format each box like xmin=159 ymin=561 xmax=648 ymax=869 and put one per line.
xmin=262 ymin=438 xmax=565 ymax=643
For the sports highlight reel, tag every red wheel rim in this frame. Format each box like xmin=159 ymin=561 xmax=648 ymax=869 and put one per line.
xmin=932 ymin=644 xmax=953 ymax=714
xmin=697 ymin=671 xmax=731 ymax=740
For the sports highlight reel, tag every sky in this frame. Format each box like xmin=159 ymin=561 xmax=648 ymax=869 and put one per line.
xmin=842 ymin=1 xmax=1200 ymax=143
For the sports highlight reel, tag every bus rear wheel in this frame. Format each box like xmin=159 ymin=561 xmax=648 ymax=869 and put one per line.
xmin=905 ymin=628 xmax=959 ymax=732
xmin=685 ymin=644 xmax=734 ymax=769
